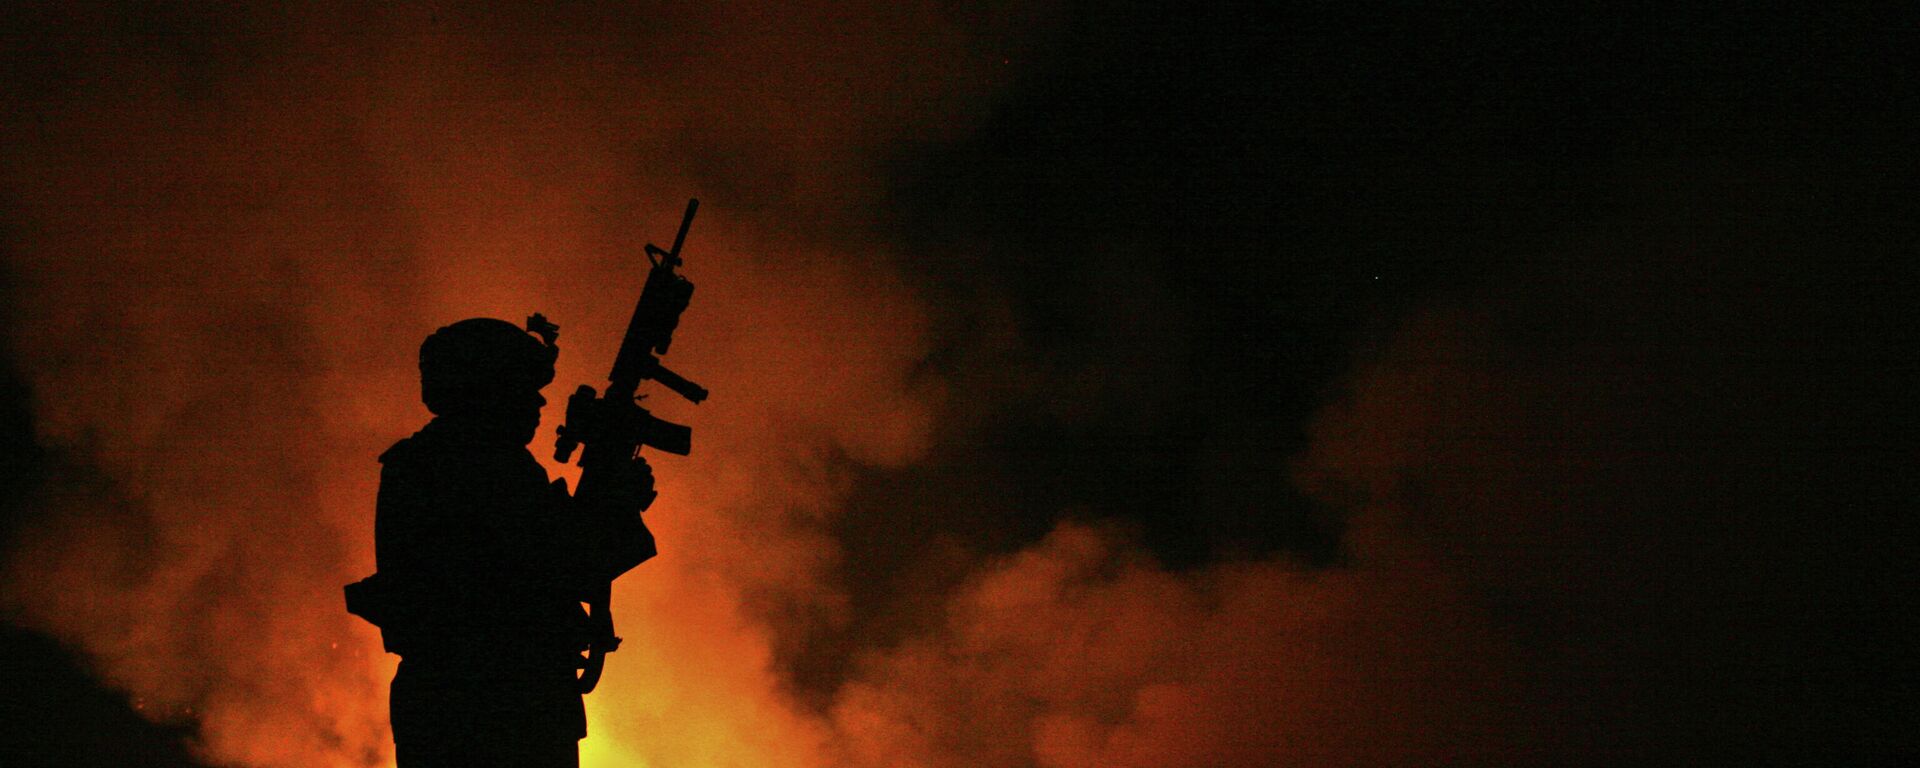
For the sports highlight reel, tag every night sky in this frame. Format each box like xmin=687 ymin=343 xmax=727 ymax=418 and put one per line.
xmin=3 ymin=3 xmax=1915 ymax=766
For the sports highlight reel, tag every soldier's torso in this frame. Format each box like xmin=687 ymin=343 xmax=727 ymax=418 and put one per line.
xmin=375 ymin=416 xmax=589 ymax=743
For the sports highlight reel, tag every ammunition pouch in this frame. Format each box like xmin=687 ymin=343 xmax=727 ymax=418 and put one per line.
xmin=344 ymin=571 xmax=412 ymax=654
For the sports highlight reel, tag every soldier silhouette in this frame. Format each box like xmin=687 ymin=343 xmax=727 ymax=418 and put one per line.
xmin=356 ymin=317 xmax=657 ymax=768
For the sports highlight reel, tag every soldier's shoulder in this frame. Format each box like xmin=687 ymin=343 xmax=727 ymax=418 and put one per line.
xmin=378 ymin=437 xmax=406 ymax=464
xmin=377 ymin=431 xmax=431 ymax=466
xmin=377 ymin=425 xmax=531 ymax=476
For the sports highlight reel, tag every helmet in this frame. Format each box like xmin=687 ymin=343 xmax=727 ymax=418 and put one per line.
xmin=418 ymin=317 xmax=558 ymax=416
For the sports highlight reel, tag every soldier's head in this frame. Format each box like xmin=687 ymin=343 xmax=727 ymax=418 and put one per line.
xmin=419 ymin=317 xmax=557 ymax=441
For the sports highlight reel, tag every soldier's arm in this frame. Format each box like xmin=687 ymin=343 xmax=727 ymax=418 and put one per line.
xmin=468 ymin=453 xmax=650 ymax=599
xmin=372 ymin=453 xmax=467 ymax=649
xmin=568 ymin=454 xmax=657 ymax=579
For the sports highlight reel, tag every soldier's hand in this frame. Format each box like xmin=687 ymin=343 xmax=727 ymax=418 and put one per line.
xmin=602 ymin=454 xmax=657 ymax=514
xmin=595 ymin=454 xmax=660 ymax=574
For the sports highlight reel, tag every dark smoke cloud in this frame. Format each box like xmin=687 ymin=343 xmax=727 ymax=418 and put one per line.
xmin=813 ymin=171 xmax=1916 ymax=768
xmin=813 ymin=0 xmax=1917 ymax=716
xmin=1291 ymin=175 xmax=1918 ymax=763
xmin=805 ymin=5 xmax=1916 ymax=762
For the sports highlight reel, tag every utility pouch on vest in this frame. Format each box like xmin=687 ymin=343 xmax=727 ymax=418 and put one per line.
xmin=345 ymin=571 xmax=412 ymax=654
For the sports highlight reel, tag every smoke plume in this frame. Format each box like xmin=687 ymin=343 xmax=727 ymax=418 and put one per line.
xmin=1 ymin=3 xmax=1024 ymax=766
xmin=3 ymin=4 xmax=1911 ymax=768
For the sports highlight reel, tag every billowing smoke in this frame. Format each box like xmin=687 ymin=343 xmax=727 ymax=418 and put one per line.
xmin=4 ymin=3 xmax=1911 ymax=768
xmin=815 ymin=178 xmax=1913 ymax=767
xmin=1286 ymin=186 xmax=1916 ymax=763
xmin=0 ymin=3 xmax=1025 ymax=766
xmin=825 ymin=518 xmax=1547 ymax=768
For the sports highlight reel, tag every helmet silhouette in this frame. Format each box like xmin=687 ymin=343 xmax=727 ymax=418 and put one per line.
xmin=418 ymin=318 xmax=557 ymax=416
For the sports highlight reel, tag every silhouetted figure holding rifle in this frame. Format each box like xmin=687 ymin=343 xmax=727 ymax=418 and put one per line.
xmin=345 ymin=200 xmax=709 ymax=767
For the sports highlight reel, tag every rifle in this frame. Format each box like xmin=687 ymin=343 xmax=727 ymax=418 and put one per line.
xmin=553 ymin=198 xmax=707 ymax=693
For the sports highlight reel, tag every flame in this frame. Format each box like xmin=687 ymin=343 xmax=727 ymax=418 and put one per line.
xmin=13 ymin=4 xmax=1865 ymax=767
xmin=0 ymin=3 xmax=1532 ymax=763
xmin=0 ymin=4 xmax=1007 ymax=766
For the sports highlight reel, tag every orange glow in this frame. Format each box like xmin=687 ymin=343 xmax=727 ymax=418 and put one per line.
xmin=0 ymin=5 xmax=1004 ymax=766
xmin=1 ymin=5 xmax=1557 ymax=768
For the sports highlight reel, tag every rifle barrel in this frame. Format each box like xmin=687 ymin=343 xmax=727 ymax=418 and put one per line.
xmin=649 ymin=199 xmax=699 ymax=264
xmin=669 ymin=199 xmax=699 ymax=259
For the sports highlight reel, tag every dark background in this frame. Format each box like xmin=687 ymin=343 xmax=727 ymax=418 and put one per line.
xmin=5 ymin=2 xmax=1915 ymax=765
